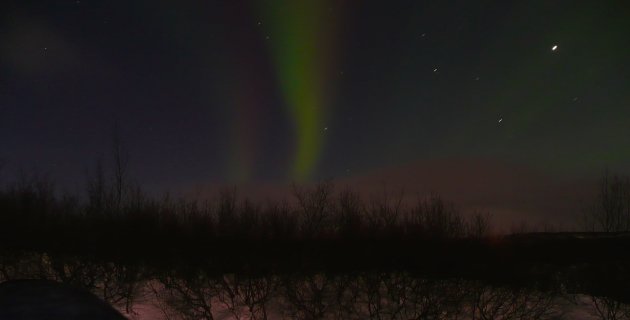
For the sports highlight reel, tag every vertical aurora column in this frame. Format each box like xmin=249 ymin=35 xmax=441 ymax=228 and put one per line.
xmin=259 ymin=0 xmax=335 ymax=181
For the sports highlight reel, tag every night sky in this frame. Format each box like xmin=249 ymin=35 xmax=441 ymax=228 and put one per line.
xmin=2 ymin=1 xmax=629 ymax=227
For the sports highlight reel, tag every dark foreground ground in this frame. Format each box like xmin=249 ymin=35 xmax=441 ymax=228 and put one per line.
xmin=2 ymin=232 xmax=630 ymax=304
xmin=1 ymin=233 xmax=629 ymax=319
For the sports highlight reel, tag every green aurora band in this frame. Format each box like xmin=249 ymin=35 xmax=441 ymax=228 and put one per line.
xmin=259 ymin=0 xmax=334 ymax=181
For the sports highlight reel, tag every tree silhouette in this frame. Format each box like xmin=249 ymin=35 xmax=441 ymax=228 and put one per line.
xmin=584 ymin=170 xmax=630 ymax=232
xmin=591 ymin=295 xmax=630 ymax=320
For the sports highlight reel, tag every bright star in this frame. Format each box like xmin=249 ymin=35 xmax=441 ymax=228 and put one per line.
xmin=551 ymin=45 xmax=558 ymax=51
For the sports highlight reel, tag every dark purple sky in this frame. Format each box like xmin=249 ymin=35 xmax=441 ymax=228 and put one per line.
xmin=1 ymin=0 xmax=629 ymax=227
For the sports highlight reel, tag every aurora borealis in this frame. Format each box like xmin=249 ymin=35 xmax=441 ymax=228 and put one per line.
xmin=2 ymin=0 xmax=630 ymax=225
xmin=257 ymin=0 xmax=339 ymax=181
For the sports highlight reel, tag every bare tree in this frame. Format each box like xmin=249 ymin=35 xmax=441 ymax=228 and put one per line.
xmin=468 ymin=284 xmax=560 ymax=320
xmin=510 ymin=220 xmax=533 ymax=234
xmin=237 ymin=199 xmax=262 ymax=238
xmin=359 ymin=273 xmax=466 ymax=320
xmin=366 ymin=184 xmax=405 ymax=233
xmin=585 ymin=170 xmax=630 ymax=232
xmin=99 ymin=263 xmax=142 ymax=316
xmin=282 ymin=274 xmax=334 ymax=319
xmin=215 ymin=274 xmax=276 ymax=320
xmin=467 ymin=211 xmax=492 ymax=239
xmin=155 ymin=274 xmax=217 ymax=320
xmin=111 ymin=124 xmax=129 ymax=213
xmin=86 ymin=156 xmax=107 ymax=215
xmin=293 ymin=182 xmax=334 ymax=237
xmin=329 ymin=274 xmax=362 ymax=319
xmin=216 ymin=187 xmax=238 ymax=236
xmin=407 ymin=194 xmax=465 ymax=238
xmin=591 ymin=295 xmax=630 ymax=320
xmin=335 ymin=188 xmax=364 ymax=237
xmin=263 ymin=200 xmax=297 ymax=239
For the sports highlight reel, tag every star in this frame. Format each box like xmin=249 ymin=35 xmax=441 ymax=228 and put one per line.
xmin=323 ymin=127 xmax=328 ymax=131
xmin=498 ymin=118 xmax=503 ymax=123
xmin=551 ymin=45 xmax=558 ymax=51
xmin=433 ymin=68 xmax=438 ymax=72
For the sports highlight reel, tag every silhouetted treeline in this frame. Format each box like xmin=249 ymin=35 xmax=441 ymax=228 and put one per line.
xmin=2 ymin=163 xmax=630 ymax=257
xmin=0 ymin=168 xmax=498 ymax=258
xmin=2 ymin=170 xmax=630 ymax=281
